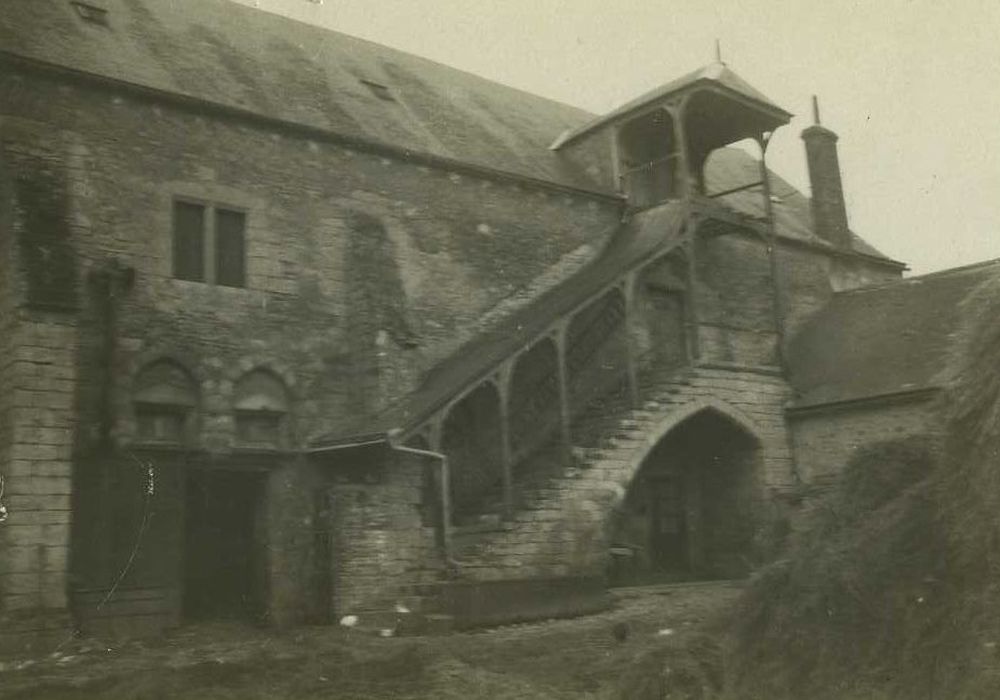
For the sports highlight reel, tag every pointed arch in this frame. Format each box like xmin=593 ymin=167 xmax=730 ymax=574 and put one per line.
xmin=640 ymin=398 xmax=761 ymax=456
xmin=608 ymin=398 xmax=763 ymax=584
xmin=132 ymin=358 xmax=199 ymax=444
xmin=233 ymin=367 xmax=292 ymax=447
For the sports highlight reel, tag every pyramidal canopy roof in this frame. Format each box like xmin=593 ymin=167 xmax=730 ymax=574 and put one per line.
xmin=552 ymin=62 xmax=792 ymax=149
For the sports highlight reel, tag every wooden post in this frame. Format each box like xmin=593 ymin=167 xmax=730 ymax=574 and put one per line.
xmin=669 ymin=95 xmax=695 ymax=200
xmin=427 ymin=418 xmax=452 ymax=558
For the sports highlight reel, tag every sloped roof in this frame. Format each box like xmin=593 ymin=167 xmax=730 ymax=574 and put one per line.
xmin=313 ymin=202 xmax=691 ymax=447
xmin=702 ymin=148 xmax=893 ymax=261
xmin=0 ymin=0 xmax=602 ymax=190
xmin=3 ymin=0 xmax=901 ymax=265
xmin=552 ymin=62 xmax=792 ymax=149
xmin=313 ymin=148 xmax=897 ymax=447
xmin=787 ymin=259 xmax=1000 ymax=408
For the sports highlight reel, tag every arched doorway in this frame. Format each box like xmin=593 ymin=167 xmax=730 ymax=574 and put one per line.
xmin=608 ymin=408 xmax=760 ymax=585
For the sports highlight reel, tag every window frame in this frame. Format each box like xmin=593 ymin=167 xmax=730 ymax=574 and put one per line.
xmin=171 ymin=197 xmax=248 ymax=288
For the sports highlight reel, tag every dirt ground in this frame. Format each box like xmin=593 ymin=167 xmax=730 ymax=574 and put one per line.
xmin=0 ymin=582 xmax=741 ymax=700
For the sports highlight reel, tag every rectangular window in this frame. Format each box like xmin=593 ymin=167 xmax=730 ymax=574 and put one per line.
xmin=172 ymin=200 xmax=246 ymax=287
xmin=172 ymin=201 xmax=205 ymax=282
xmin=215 ymin=208 xmax=246 ymax=288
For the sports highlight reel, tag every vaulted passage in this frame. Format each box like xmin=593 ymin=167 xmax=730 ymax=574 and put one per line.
xmin=442 ymin=383 xmax=504 ymax=523
xmin=608 ymin=409 xmax=760 ymax=585
xmin=508 ymin=338 xmax=560 ymax=471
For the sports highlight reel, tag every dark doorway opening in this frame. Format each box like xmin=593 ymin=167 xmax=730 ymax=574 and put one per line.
xmin=608 ymin=410 xmax=759 ymax=586
xmin=646 ymin=475 xmax=688 ymax=570
xmin=183 ymin=469 xmax=266 ymax=621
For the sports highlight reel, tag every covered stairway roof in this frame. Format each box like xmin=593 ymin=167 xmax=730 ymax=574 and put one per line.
xmin=551 ymin=62 xmax=793 ymax=149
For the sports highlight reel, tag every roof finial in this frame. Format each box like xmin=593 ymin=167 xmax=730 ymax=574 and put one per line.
xmin=812 ymin=95 xmax=821 ymax=125
xmin=714 ymin=39 xmax=724 ymax=65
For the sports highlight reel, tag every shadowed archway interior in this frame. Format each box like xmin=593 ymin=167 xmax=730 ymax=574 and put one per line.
xmin=608 ymin=409 xmax=760 ymax=585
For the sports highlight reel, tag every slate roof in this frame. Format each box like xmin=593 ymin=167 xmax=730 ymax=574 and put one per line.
xmin=4 ymin=0 xmax=907 ymax=441
xmin=0 ymin=0 xmax=601 ymax=190
xmin=787 ymin=259 xmax=1000 ymax=408
xmin=3 ymin=0 xmax=899 ymax=264
xmin=701 ymin=148 xmax=892 ymax=261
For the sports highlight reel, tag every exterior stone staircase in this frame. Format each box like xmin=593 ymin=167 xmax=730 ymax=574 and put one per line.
xmin=376 ymin=364 xmax=790 ymax=632
xmin=448 ymin=364 xmax=790 ymax=573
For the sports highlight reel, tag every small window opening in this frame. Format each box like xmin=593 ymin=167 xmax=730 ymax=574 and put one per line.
xmin=215 ymin=208 xmax=246 ymax=288
xmin=133 ymin=360 xmax=198 ymax=446
xmin=360 ymin=79 xmax=396 ymax=102
xmin=234 ymin=369 xmax=290 ymax=449
xmin=72 ymin=1 xmax=109 ymax=26
xmin=172 ymin=200 xmax=246 ymax=287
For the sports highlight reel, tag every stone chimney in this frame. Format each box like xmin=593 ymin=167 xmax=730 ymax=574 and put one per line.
xmin=801 ymin=96 xmax=852 ymax=249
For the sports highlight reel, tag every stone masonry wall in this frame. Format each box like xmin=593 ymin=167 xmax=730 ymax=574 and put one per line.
xmin=695 ymin=232 xmax=779 ymax=367
xmin=325 ymin=449 xmax=439 ymax=615
xmin=0 ymin=63 xmax=621 ymax=638
xmin=0 ymin=116 xmax=82 ymax=650
xmin=0 ymin=311 xmax=80 ymax=652
xmin=788 ymin=396 xmax=938 ymax=488
xmin=0 ymin=154 xmax=21 ymax=649
xmin=777 ymin=243 xmax=903 ymax=340
xmin=0 ymin=66 xmax=621 ymax=454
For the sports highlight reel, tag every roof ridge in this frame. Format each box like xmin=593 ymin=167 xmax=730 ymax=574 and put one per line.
xmin=221 ymin=0 xmax=596 ymax=118
xmin=902 ymin=256 xmax=1000 ymax=281
xmin=835 ymin=256 xmax=1000 ymax=297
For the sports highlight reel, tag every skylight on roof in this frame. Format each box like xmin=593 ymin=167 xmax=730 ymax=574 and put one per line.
xmin=360 ymin=79 xmax=396 ymax=102
xmin=71 ymin=1 xmax=109 ymax=26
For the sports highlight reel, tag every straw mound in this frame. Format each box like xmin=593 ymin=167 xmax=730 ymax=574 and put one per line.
xmin=722 ymin=275 xmax=1000 ymax=699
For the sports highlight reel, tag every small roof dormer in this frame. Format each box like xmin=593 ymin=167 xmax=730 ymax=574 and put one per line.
xmin=553 ymin=60 xmax=792 ymax=210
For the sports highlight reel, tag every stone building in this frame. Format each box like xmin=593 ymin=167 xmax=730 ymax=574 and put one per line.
xmin=1 ymin=0 xmax=989 ymax=650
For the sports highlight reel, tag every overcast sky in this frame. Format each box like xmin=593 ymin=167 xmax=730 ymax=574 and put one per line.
xmin=230 ymin=0 xmax=999 ymax=275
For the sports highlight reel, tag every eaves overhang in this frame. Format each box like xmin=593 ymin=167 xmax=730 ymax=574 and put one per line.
xmin=551 ymin=63 xmax=793 ymax=150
